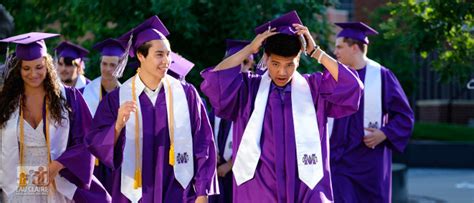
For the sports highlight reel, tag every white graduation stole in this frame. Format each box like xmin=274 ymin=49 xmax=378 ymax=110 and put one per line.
xmin=82 ymin=76 xmax=102 ymax=116
xmin=327 ymin=117 xmax=334 ymax=139
xmin=74 ymin=74 xmax=88 ymax=89
xmin=119 ymin=74 xmax=194 ymax=203
xmin=213 ymin=116 xmax=221 ymax=150
xmin=233 ymin=71 xmax=323 ymax=189
xmin=1 ymin=84 xmax=77 ymax=200
xmin=326 ymin=58 xmax=382 ymax=138
xmin=223 ymin=124 xmax=233 ymax=162
xmin=363 ymin=58 xmax=383 ymax=134
xmin=213 ymin=116 xmax=233 ymax=162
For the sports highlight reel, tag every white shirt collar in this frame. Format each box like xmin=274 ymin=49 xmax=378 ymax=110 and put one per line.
xmin=136 ymin=74 xmax=162 ymax=107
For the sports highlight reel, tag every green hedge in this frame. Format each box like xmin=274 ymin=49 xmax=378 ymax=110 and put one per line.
xmin=412 ymin=122 xmax=474 ymax=141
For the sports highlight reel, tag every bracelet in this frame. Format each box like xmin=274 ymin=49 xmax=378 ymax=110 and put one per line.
xmin=317 ymin=50 xmax=325 ymax=64
xmin=308 ymin=45 xmax=320 ymax=57
xmin=310 ymin=47 xmax=320 ymax=58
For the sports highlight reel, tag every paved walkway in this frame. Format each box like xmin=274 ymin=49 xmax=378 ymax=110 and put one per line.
xmin=407 ymin=168 xmax=474 ymax=203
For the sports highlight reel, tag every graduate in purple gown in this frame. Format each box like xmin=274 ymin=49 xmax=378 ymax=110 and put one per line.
xmin=82 ymin=38 xmax=125 ymax=194
xmin=85 ymin=16 xmax=217 ymax=203
xmin=55 ymin=41 xmax=91 ymax=90
xmin=329 ymin=22 xmax=414 ymax=203
xmin=0 ymin=32 xmax=110 ymax=202
xmin=201 ymin=11 xmax=363 ymax=203
xmin=208 ymin=113 xmax=233 ymax=203
xmin=209 ymin=38 xmax=258 ymax=203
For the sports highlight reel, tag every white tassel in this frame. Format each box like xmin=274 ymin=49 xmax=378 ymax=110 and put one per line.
xmin=2 ymin=46 xmax=16 ymax=80
xmin=299 ymin=35 xmax=307 ymax=55
xmin=54 ymin=50 xmax=58 ymax=67
xmin=113 ymin=34 xmax=133 ymax=78
xmin=256 ymin=54 xmax=267 ymax=73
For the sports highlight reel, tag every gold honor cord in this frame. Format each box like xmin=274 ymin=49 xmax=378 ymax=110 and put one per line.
xmin=165 ymin=78 xmax=175 ymax=167
xmin=19 ymin=98 xmax=55 ymax=190
xmin=132 ymin=69 xmax=142 ymax=189
xmin=131 ymin=70 xmax=176 ymax=189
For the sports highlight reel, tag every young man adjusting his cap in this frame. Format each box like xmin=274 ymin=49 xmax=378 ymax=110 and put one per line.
xmin=201 ymin=11 xmax=363 ymax=203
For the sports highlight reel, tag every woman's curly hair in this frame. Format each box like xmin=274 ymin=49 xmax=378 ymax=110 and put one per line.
xmin=0 ymin=54 xmax=70 ymax=128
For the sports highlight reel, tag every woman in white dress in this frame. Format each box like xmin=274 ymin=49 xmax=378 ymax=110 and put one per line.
xmin=0 ymin=33 xmax=111 ymax=202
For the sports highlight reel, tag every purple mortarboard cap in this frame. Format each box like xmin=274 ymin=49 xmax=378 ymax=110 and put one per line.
xmin=225 ymin=39 xmax=251 ymax=57
xmin=55 ymin=41 xmax=89 ymax=59
xmin=0 ymin=32 xmax=59 ymax=60
xmin=119 ymin=15 xmax=170 ymax=58
xmin=169 ymin=52 xmax=194 ymax=77
xmin=92 ymin=38 xmax=125 ymax=57
xmin=335 ymin=22 xmax=378 ymax=44
xmin=255 ymin=10 xmax=302 ymax=36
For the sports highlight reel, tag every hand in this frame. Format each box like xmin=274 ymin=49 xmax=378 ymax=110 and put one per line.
xmin=217 ymin=162 xmax=232 ymax=177
xmin=115 ymin=101 xmax=137 ymax=133
xmin=48 ymin=160 xmax=64 ymax=184
xmin=249 ymin=28 xmax=278 ymax=54
xmin=363 ymin=128 xmax=387 ymax=149
xmin=216 ymin=155 xmax=222 ymax=165
xmin=293 ymin=24 xmax=317 ymax=54
xmin=195 ymin=195 xmax=208 ymax=203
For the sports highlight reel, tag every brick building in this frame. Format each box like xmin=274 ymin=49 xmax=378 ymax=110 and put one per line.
xmin=327 ymin=0 xmax=474 ymax=125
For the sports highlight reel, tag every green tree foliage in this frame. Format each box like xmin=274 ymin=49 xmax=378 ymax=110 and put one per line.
xmin=2 ymin=0 xmax=336 ymax=86
xmin=369 ymin=0 xmax=473 ymax=97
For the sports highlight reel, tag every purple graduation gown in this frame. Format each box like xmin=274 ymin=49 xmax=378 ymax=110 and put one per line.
xmin=201 ymin=64 xmax=363 ymax=203
xmin=77 ymin=78 xmax=94 ymax=94
xmin=57 ymin=87 xmax=111 ymax=202
xmin=85 ymin=81 xmax=217 ymax=203
xmin=329 ymin=66 xmax=414 ymax=203
xmin=76 ymin=78 xmax=91 ymax=94
xmin=79 ymin=84 xmax=115 ymax=194
xmin=208 ymin=113 xmax=233 ymax=203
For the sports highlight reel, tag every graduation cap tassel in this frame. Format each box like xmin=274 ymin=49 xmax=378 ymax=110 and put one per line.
xmin=299 ymin=35 xmax=307 ymax=56
xmin=113 ymin=34 xmax=133 ymax=78
xmin=256 ymin=54 xmax=267 ymax=73
xmin=53 ymin=50 xmax=58 ymax=67
xmin=2 ymin=49 xmax=17 ymax=81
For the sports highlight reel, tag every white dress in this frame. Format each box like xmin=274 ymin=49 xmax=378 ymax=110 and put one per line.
xmin=2 ymin=120 xmax=73 ymax=203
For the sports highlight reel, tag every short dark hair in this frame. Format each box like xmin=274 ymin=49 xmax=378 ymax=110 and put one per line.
xmin=264 ymin=33 xmax=302 ymax=57
xmin=342 ymin=37 xmax=367 ymax=54
xmin=63 ymin=57 xmax=78 ymax=66
xmin=61 ymin=57 xmax=83 ymax=74
xmin=137 ymin=41 xmax=153 ymax=58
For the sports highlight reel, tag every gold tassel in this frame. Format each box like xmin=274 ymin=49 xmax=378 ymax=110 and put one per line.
xmin=134 ymin=169 xmax=142 ymax=189
xmin=165 ymin=78 xmax=175 ymax=167
xmin=95 ymin=157 xmax=99 ymax=166
xmin=19 ymin=171 xmax=27 ymax=188
xmin=169 ymin=144 xmax=175 ymax=166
